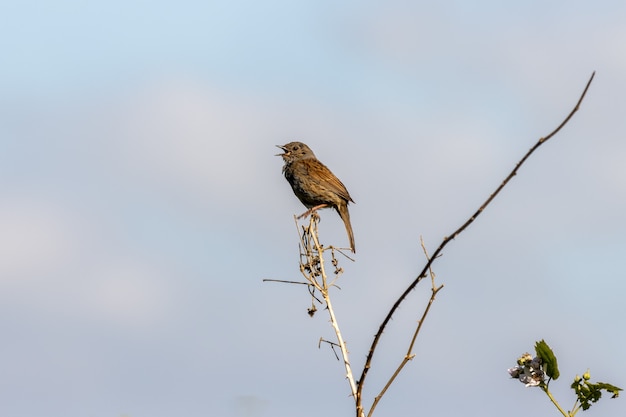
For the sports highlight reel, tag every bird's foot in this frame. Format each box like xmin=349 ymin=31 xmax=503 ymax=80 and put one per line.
xmin=297 ymin=204 xmax=328 ymax=219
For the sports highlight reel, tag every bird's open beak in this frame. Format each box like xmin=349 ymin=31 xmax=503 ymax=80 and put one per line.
xmin=275 ymin=145 xmax=288 ymax=157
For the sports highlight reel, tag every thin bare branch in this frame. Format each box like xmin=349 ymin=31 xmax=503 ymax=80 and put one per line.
xmin=355 ymin=71 xmax=596 ymax=414
xmin=319 ymin=338 xmax=342 ymax=361
xmin=262 ymin=278 xmax=309 ymax=285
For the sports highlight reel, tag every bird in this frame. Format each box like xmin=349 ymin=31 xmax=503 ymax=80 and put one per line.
xmin=277 ymin=141 xmax=355 ymax=253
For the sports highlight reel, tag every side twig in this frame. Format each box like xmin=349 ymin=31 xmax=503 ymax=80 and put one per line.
xmin=367 ymin=237 xmax=443 ymax=417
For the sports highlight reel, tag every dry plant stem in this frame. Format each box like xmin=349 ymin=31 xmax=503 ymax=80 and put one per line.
xmin=355 ymin=71 xmax=596 ymax=415
xmin=305 ymin=216 xmax=359 ymax=401
xmin=295 ymin=215 xmax=310 ymax=256
xmin=367 ymin=237 xmax=443 ymax=417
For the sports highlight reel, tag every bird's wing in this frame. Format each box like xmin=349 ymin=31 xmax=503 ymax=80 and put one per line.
xmin=307 ymin=159 xmax=354 ymax=203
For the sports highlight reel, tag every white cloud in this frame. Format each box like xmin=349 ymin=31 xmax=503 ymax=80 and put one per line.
xmin=0 ymin=194 xmax=175 ymax=329
xmin=0 ymin=196 xmax=77 ymax=280
xmin=112 ymin=79 xmax=273 ymax=199
xmin=78 ymin=260 xmax=174 ymax=329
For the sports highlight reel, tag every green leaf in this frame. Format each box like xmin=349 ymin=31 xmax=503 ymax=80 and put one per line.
xmin=572 ymin=379 xmax=623 ymax=410
xmin=579 ymin=382 xmax=603 ymax=410
xmin=534 ymin=340 xmax=560 ymax=380
xmin=595 ymin=382 xmax=623 ymax=398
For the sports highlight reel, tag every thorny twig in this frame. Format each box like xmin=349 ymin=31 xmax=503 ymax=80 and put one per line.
xmin=355 ymin=71 xmax=596 ymax=416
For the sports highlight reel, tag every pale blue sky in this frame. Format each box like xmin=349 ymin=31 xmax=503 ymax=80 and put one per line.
xmin=1 ymin=1 xmax=625 ymax=416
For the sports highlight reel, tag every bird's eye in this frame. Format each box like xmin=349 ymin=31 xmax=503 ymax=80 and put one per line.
xmin=293 ymin=145 xmax=299 ymax=150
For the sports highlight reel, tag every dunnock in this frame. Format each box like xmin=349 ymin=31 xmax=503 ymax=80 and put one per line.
xmin=277 ymin=142 xmax=355 ymax=253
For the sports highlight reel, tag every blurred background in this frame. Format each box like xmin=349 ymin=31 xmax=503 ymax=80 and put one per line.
xmin=1 ymin=1 xmax=625 ymax=416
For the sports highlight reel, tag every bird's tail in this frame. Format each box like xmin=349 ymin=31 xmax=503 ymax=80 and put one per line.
xmin=337 ymin=204 xmax=355 ymax=253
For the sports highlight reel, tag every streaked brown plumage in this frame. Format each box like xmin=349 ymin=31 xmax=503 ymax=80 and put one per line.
xmin=277 ymin=141 xmax=355 ymax=253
